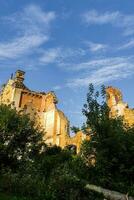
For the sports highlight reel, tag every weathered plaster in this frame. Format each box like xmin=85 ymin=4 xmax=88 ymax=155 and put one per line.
xmin=0 ymin=70 xmax=86 ymax=152
xmin=106 ymin=86 xmax=134 ymax=126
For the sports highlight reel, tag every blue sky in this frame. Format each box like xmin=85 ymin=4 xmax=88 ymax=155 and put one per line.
xmin=0 ymin=0 xmax=134 ymax=128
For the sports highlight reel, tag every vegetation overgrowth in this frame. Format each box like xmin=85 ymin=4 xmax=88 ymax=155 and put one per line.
xmin=0 ymin=84 xmax=133 ymax=200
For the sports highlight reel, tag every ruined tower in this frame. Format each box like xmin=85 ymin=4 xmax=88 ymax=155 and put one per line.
xmin=106 ymin=86 xmax=134 ymax=126
xmin=0 ymin=70 xmax=86 ymax=152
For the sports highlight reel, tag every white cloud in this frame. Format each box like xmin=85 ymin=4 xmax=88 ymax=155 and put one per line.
xmin=66 ymin=56 xmax=134 ymax=87
xmin=40 ymin=48 xmax=61 ymax=64
xmin=0 ymin=5 xmax=56 ymax=61
xmin=86 ymin=41 xmax=107 ymax=52
xmin=83 ymin=10 xmax=120 ymax=25
xmin=60 ymin=57 xmax=126 ymax=71
xmin=24 ymin=5 xmax=56 ymax=25
xmin=118 ymin=39 xmax=134 ymax=50
xmin=52 ymin=85 xmax=62 ymax=90
xmin=4 ymin=4 xmax=56 ymax=35
xmin=82 ymin=10 xmax=134 ymax=36
xmin=0 ymin=35 xmax=48 ymax=59
xmin=40 ymin=47 xmax=86 ymax=65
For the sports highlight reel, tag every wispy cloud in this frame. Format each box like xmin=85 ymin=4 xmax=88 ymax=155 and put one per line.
xmin=82 ymin=10 xmax=134 ymax=36
xmin=4 ymin=4 xmax=56 ymax=35
xmin=24 ymin=5 xmax=56 ymax=26
xmin=86 ymin=41 xmax=107 ymax=52
xmin=1 ymin=5 xmax=134 ymax=91
xmin=66 ymin=56 xmax=134 ymax=87
xmin=83 ymin=10 xmax=119 ymax=25
xmin=0 ymin=35 xmax=48 ymax=59
xmin=118 ymin=39 xmax=134 ymax=50
xmin=40 ymin=47 xmax=86 ymax=65
xmin=40 ymin=48 xmax=61 ymax=64
xmin=0 ymin=5 xmax=56 ymax=62
xmin=52 ymin=85 xmax=63 ymax=90
xmin=59 ymin=57 xmax=126 ymax=71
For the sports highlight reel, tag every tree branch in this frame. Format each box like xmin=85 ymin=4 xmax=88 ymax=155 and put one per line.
xmin=85 ymin=184 xmax=134 ymax=200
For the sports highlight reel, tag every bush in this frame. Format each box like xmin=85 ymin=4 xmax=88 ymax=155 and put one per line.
xmin=48 ymin=167 xmax=104 ymax=200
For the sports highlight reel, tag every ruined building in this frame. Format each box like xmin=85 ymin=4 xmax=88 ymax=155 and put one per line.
xmin=106 ymin=87 xmax=134 ymax=126
xmin=0 ymin=70 xmax=86 ymax=152
xmin=0 ymin=71 xmax=134 ymax=152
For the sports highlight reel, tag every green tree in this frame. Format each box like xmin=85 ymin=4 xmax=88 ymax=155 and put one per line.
xmin=0 ymin=104 xmax=104 ymax=200
xmin=0 ymin=104 xmax=44 ymax=170
xmin=81 ymin=84 xmax=134 ymax=195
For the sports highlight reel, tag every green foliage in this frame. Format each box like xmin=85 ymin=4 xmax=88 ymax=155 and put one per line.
xmin=0 ymin=147 xmax=104 ymax=200
xmin=82 ymin=84 xmax=110 ymax=134
xmin=36 ymin=146 xmax=72 ymax=179
xmin=70 ymin=126 xmax=80 ymax=133
xmin=48 ymin=171 xmax=103 ymax=200
xmin=0 ymin=170 xmax=46 ymax=200
xmin=1 ymin=93 xmax=133 ymax=200
xmin=0 ymin=104 xmax=43 ymax=170
xmin=81 ymin=84 xmax=134 ymax=195
xmin=0 ymin=193 xmax=29 ymax=200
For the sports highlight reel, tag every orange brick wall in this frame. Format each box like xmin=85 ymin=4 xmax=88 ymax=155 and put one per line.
xmin=19 ymin=92 xmax=42 ymax=111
